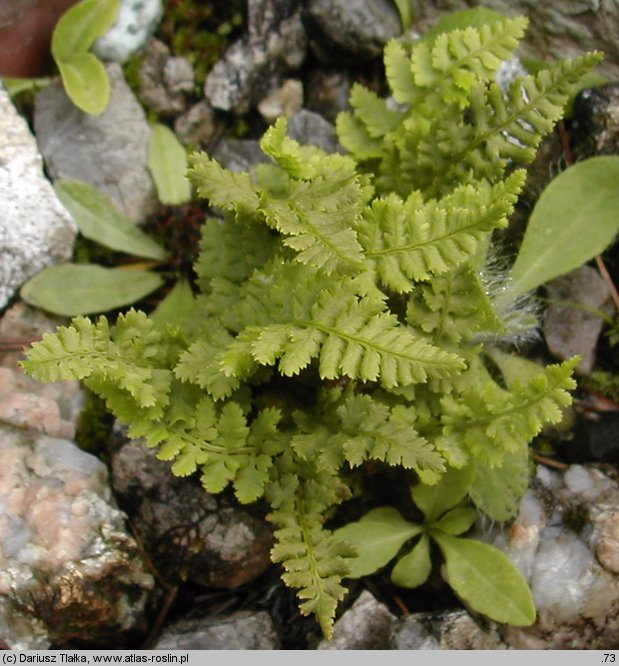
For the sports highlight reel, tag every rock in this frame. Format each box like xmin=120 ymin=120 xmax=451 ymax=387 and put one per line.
xmin=34 ymin=63 xmax=158 ymax=223
xmin=137 ymin=38 xmax=194 ymax=116
xmin=213 ymin=139 xmax=270 ymax=173
xmin=258 ymin=79 xmax=304 ymax=123
xmin=152 ymin=611 xmax=280 ymax=650
xmin=288 ymin=109 xmax=342 ymax=153
xmin=174 ymin=100 xmax=218 ymax=147
xmin=305 ymin=68 xmax=352 ymax=122
xmin=391 ymin=609 xmax=508 ymax=649
xmin=305 ymin=0 xmax=402 ymax=61
xmin=0 ymin=426 xmax=154 ymax=649
xmin=109 ymin=426 xmax=274 ymax=590
xmin=559 ymin=412 xmax=619 ymax=464
xmin=412 ymin=1 xmax=619 ymax=82
xmin=572 ymin=83 xmax=619 ymax=158
xmin=204 ymin=0 xmax=307 ymax=115
xmin=478 ymin=463 xmax=619 ymax=649
xmin=318 ymin=591 xmax=397 ymax=649
xmin=0 ymin=84 xmax=76 ymax=310
xmin=543 ymin=265 xmax=614 ymax=374
xmin=0 ymin=303 xmax=85 ymax=440
xmin=93 ymin=0 xmax=163 ymax=64
xmin=0 ymin=304 xmax=153 ymax=649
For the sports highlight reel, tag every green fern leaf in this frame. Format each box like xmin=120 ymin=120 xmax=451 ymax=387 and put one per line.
xmin=348 ymin=84 xmax=402 ymax=138
xmin=410 ymin=18 xmax=528 ymax=109
xmin=360 ymin=172 xmax=524 ymax=291
xmin=188 ymin=152 xmax=260 ymax=217
xmin=174 ymin=321 xmax=242 ymax=400
xmin=21 ymin=311 xmax=173 ymax=410
xmin=218 ymin=265 xmax=464 ymax=387
xmin=438 ymin=358 xmax=578 ymax=465
xmin=267 ymin=457 xmax=355 ymax=639
xmin=337 ymin=395 xmax=445 ymax=483
xmin=406 ymin=264 xmax=505 ymax=348
xmin=195 ymin=216 xmax=278 ymax=291
xmin=336 ymin=111 xmax=385 ymax=159
xmin=470 ymin=443 xmax=530 ymax=521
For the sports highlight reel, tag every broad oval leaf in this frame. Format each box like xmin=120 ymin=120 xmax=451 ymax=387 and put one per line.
xmin=411 ymin=464 xmax=476 ymax=522
xmin=333 ymin=507 xmax=423 ymax=578
xmin=20 ymin=264 xmax=164 ymax=316
xmin=148 ymin=123 xmax=192 ymax=205
xmin=55 ymin=180 xmax=167 ymax=260
xmin=431 ymin=532 xmax=536 ymax=626
xmin=508 ymin=156 xmax=619 ymax=298
xmin=52 ymin=0 xmax=120 ymax=61
xmin=391 ymin=534 xmax=432 ymax=588
xmin=432 ymin=507 xmax=478 ymax=535
xmin=57 ymin=53 xmax=110 ymax=116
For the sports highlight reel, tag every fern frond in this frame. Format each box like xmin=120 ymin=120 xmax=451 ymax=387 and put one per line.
xmin=410 ymin=17 xmax=528 ymax=110
xmin=348 ymin=84 xmax=402 ymax=138
xmin=195 ymin=216 xmax=278 ymax=291
xmin=267 ymin=455 xmax=355 ymax=639
xmin=175 ymin=321 xmax=242 ymax=400
xmin=360 ymin=172 xmax=524 ymax=292
xmin=22 ymin=311 xmax=173 ymax=410
xmin=406 ymin=264 xmax=504 ymax=348
xmin=188 ymin=153 xmax=260 ymax=218
xmin=420 ymin=52 xmax=603 ymax=195
xmin=129 ymin=389 xmax=285 ymax=503
xmin=217 ymin=262 xmax=464 ymax=387
xmin=337 ymin=395 xmax=445 ymax=483
xmin=437 ymin=358 xmax=578 ymax=465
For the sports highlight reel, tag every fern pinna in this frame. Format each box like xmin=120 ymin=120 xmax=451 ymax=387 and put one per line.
xmin=22 ymin=15 xmax=598 ymax=637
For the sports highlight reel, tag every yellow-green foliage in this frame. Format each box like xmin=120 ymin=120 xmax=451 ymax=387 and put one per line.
xmin=22 ymin=15 xmax=595 ymax=637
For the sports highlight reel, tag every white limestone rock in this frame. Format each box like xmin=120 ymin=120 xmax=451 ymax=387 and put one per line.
xmin=0 ymin=85 xmax=76 ymax=310
xmin=93 ymin=0 xmax=163 ymax=64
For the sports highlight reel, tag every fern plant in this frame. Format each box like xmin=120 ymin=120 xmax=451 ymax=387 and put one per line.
xmin=22 ymin=15 xmax=600 ymax=638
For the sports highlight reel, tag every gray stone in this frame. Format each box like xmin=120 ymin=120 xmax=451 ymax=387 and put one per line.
xmin=477 ymin=463 xmax=619 ymax=649
xmin=174 ymin=101 xmax=218 ymax=147
xmin=138 ymin=39 xmax=194 ymax=116
xmin=93 ymin=0 xmax=163 ymax=64
xmin=204 ymin=0 xmax=307 ymax=115
xmin=153 ymin=611 xmax=280 ymax=650
xmin=318 ymin=590 xmax=397 ymax=649
xmin=0 ymin=84 xmax=76 ymax=310
xmin=305 ymin=0 xmax=402 ymax=60
xmin=572 ymin=83 xmax=619 ymax=158
xmin=257 ymin=79 xmax=304 ymax=123
xmin=34 ymin=63 xmax=158 ymax=224
xmin=0 ymin=426 xmax=154 ymax=649
xmin=391 ymin=609 xmax=508 ymax=649
xmin=213 ymin=139 xmax=270 ymax=173
xmin=110 ymin=426 xmax=273 ymax=590
xmin=288 ymin=109 xmax=343 ymax=153
xmin=543 ymin=265 xmax=614 ymax=374
xmin=412 ymin=1 xmax=619 ymax=82
xmin=305 ymin=68 xmax=352 ymax=122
